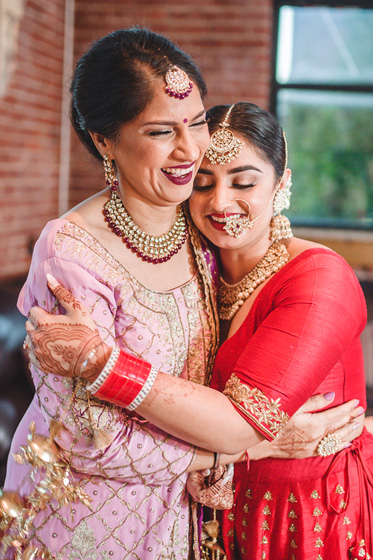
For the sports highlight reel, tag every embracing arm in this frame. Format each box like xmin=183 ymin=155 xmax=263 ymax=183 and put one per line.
xmin=26 ymin=267 xmax=364 ymax=458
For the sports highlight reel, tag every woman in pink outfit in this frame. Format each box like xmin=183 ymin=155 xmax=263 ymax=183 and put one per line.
xmin=2 ymin=29 xmax=362 ymax=560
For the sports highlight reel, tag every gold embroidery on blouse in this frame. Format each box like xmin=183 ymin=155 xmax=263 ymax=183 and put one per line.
xmin=346 ymin=531 xmax=353 ymax=540
xmin=288 ymin=493 xmax=297 ymax=503
xmin=288 ymin=510 xmax=297 ymax=519
xmin=261 ymin=536 xmax=268 ymax=544
xmin=313 ymin=508 xmax=322 ymax=517
xmin=335 ymin=484 xmax=345 ymax=494
xmin=311 ymin=490 xmax=320 ymax=499
xmin=290 ymin=539 xmax=297 ymax=549
xmin=227 ymin=512 xmax=235 ymax=521
xmin=314 ymin=523 xmax=323 ymax=533
xmin=340 ymin=499 xmax=347 ymax=509
xmin=223 ymin=374 xmax=289 ymax=439
xmin=343 ymin=516 xmax=351 ymax=525
xmin=243 ymin=504 xmax=249 ymax=513
xmin=289 ymin=524 xmax=297 ymax=533
xmin=315 ymin=537 xmax=324 ymax=548
xmin=242 ymin=519 xmax=247 ymax=527
xmin=262 ymin=506 xmax=271 ymax=515
xmin=262 ymin=520 xmax=270 ymax=531
xmin=263 ymin=491 xmax=273 ymax=500
xmin=245 ymin=489 xmax=252 ymax=499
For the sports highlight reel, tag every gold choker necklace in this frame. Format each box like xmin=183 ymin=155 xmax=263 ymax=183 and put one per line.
xmin=103 ymin=189 xmax=187 ymax=264
xmin=218 ymin=242 xmax=289 ymax=320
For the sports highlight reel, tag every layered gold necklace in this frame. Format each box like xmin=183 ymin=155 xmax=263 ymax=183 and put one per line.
xmin=218 ymin=241 xmax=289 ymax=320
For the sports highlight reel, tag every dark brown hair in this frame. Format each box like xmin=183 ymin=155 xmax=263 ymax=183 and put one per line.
xmin=71 ymin=27 xmax=207 ymax=160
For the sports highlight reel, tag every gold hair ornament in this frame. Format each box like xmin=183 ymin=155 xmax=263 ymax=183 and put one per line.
xmin=164 ymin=65 xmax=193 ymax=99
xmin=205 ymin=105 xmax=243 ymax=165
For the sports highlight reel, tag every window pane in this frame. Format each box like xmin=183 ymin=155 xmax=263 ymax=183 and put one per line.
xmin=277 ymin=89 xmax=373 ymax=228
xmin=277 ymin=6 xmax=373 ymax=85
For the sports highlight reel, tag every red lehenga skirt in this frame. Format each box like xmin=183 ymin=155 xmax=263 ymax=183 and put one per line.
xmin=221 ymin=431 xmax=373 ymax=560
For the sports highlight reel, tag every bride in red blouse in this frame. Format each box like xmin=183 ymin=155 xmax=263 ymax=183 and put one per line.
xmin=23 ymin=103 xmax=371 ymax=559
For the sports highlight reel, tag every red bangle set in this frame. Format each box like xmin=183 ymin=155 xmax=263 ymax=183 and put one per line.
xmin=95 ymin=350 xmax=152 ymax=408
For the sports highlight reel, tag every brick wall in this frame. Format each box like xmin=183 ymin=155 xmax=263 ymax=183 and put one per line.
xmin=0 ymin=0 xmax=274 ymax=280
xmin=0 ymin=0 xmax=65 ymax=280
xmin=69 ymin=0 xmax=274 ymax=206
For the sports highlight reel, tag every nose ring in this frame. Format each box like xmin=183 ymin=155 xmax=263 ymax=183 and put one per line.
xmin=223 ymin=199 xmax=253 ymax=238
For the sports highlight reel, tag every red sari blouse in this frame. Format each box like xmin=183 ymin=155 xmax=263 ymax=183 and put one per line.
xmin=211 ymin=248 xmax=373 ymax=560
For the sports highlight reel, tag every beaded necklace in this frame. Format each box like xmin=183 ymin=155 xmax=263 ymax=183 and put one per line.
xmin=103 ymin=188 xmax=187 ymax=264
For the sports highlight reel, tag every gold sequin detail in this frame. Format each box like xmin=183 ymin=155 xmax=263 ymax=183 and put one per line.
xmin=227 ymin=512 xmax=235 ymax=521
xmin=288 ymin=510 xmax=297 ymax=519
xmin=317 ymin=556 xmax=324 ymax=560
xmin=241 ymin=531 xmax=247 ymax=540
xmin=261 ymin=553 xmax=266 ymax=560
xmin=340 ymin=499 xmax=347 ymax=509
xmin=242 ymin=518 xmax=247 ymax=527
xmin=311 ymin=490 xmax=321 ymax=499
xmin=263 ymin=505 xmax=271 ymax=515
xmin=223 ymin=374 xmax=290 ymax=439
xmin=344 ymin=516 xmax=351 ymax=525
xmin=313 ymin=508 xmax=322 ymax=517
xmin=288 ymin=493 xmax=297 ymax=503
xmin=262 ymin=520 xmax=270 ymax=531
xmin=241 ymin=547 xmax=246 ymax=555
xmin=315 ymin=538 xmax=324 ymax=548
xmin=245 ymin=489 xmax=252 ymax=499
xmin=314 ymin=523 xmax=323 ymax=533
xmin=261 ymin=536 xmax=268 ymax=544
xmin=346 ymin=531 xmax=353 ymax=540
xmin=335 ymin=484 xmax=345 ymax=494
xmin=228 ymin=529 xmax=234 ymax=537
xmin=263 ymin=491 xmax=273 ymax=500
xmin=243 ymin=504 xmax=249 ymax=513
xmin=290 ymin=539 xmax=297 ymax=549
xmin=289 ymin=524 xmax=297 ymax=533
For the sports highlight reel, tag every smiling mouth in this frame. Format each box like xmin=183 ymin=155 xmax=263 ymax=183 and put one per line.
xmin=209 ymin=213 xmax=243 ymax=223
xmin=162 ymin=164 xmax=194 ymax=178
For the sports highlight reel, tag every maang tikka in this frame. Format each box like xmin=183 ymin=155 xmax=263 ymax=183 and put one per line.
xmin=205 ymin=105 xmax=243 ymax=165
xmin=164 ymin=65 xmax=193 ymax=100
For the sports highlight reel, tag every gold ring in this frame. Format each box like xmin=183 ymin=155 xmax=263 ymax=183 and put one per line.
xmin=317 ymin=433 xmax=342 ymax=457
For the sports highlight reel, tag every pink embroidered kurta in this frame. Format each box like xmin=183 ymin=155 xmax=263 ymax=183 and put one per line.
xmin=4 ymin=219 xmax=215 ymax=560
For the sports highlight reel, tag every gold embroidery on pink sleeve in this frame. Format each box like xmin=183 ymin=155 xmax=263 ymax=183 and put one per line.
xmin=223 ymin=374 xmax=289 ymax=439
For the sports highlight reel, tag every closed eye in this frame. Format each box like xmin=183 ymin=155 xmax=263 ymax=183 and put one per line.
xmin=148 ymin=130 xmax=172 ymax=137
xmin=190 ymin=119 xmax=208 ymax=128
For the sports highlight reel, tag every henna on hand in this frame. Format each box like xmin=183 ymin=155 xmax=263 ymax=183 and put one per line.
xmin=28 ymin=323 xmax=110 ymax=382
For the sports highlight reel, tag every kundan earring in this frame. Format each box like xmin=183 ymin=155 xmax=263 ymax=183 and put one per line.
xmin=103 ymin=155 xmax=118 ymax=190
xmin=270 ymin=131 xmax=293 ymax=243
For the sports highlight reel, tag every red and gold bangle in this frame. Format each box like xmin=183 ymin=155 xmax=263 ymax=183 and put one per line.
xmin=88 ymin=348 xmax=158 ymax=410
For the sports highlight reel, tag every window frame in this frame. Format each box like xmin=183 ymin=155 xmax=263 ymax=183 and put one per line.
xmin=270 ymin=0 xmax=373 ymax=273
